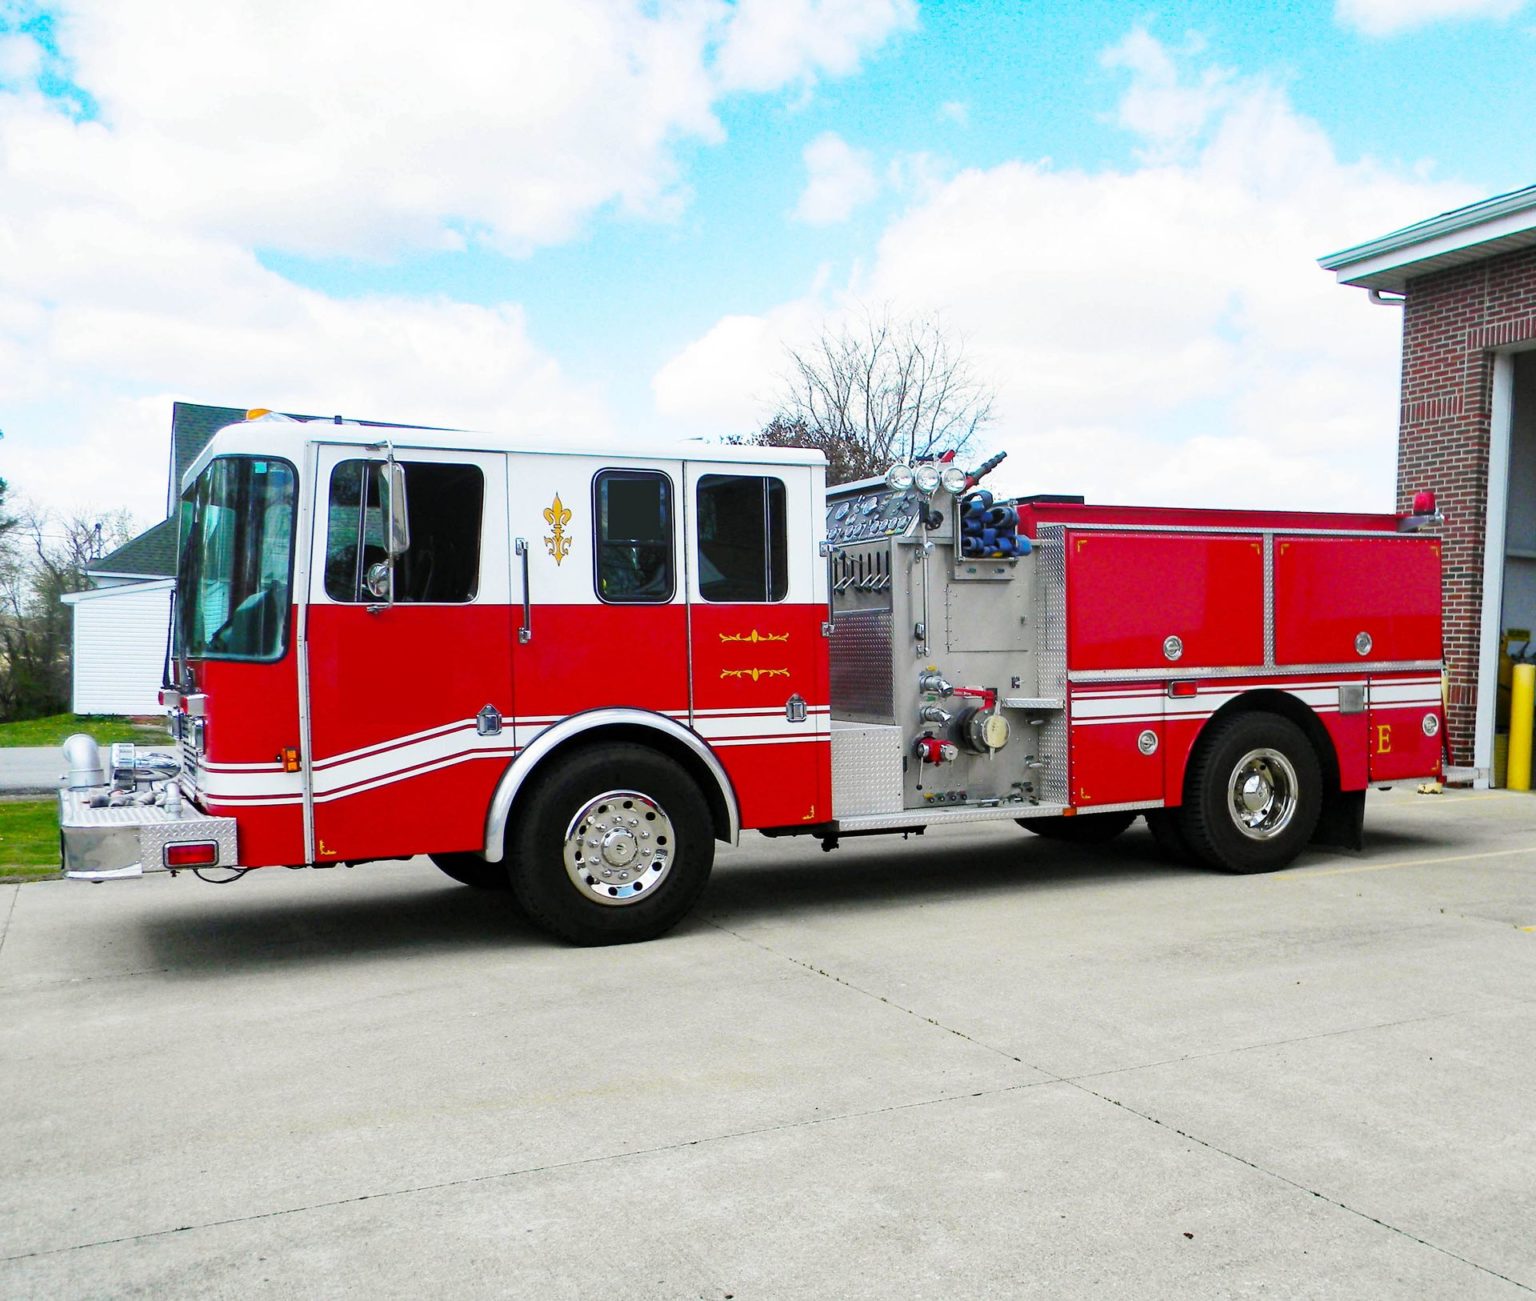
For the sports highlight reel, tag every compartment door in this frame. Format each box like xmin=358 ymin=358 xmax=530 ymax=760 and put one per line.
xmin=1068 ymin=685 xmax=1164 ymax=807
xmin=1066 ymin=531 xmax=1265 ymax=671
xmin=1274 ymin=536 xmax=1442 ymax=665
xmin=1368 ymin=675 xmax=1446 ymax=782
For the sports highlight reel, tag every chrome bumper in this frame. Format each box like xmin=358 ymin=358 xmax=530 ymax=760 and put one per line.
xmin=59 ymin=789 xmax=239 ymax=881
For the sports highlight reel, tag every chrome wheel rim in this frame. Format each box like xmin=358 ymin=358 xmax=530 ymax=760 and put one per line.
xmin=563 ymin=790 xmax=674 ymax=906
xmin=1225 ymin=748 xmax=1299 ymax=840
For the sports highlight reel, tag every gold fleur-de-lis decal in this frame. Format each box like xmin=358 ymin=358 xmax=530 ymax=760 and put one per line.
xmin=719 ymin=629 xmax=790 ymax=643
xmin=543 ymin=494 xmax=572 ymax=565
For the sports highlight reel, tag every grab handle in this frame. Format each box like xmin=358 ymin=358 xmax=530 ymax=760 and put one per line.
xmin=515 ymin=538 xmax=532 ymax=644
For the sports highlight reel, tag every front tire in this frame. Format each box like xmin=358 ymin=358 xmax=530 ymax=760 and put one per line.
xmin=509 ymin=744 xmax=715 ymax=945
xmin=1180 ymin=712 xmax=1322 ymax=874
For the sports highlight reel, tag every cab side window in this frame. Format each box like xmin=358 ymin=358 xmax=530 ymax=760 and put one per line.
xmin=594 ymin=470 xmax=674 ymax=603
xmin=325 ymin=460 xmax=483 ymax=603
xmin=697 ymin=474 xmax=787 ymax=603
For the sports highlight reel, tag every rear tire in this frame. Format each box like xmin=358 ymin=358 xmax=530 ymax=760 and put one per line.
xmin=1017 ymin=811 xmax=1136 ymax=844
xmin=429 ymin=852 xmax=510 ymax=890
xmin=1144 ymin=809 xmax=1196 ymax=865
xmin=509 ymin=744 xmax=715 ymax=945
xmin=1180 ymin=712 xmax=1322 ymax=874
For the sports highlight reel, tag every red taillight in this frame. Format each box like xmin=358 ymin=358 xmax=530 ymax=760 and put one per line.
xmin=164 ymin=842 xmax=218 ymax=868
xmin=1167 ymin=681 xmax=1198 ymax=698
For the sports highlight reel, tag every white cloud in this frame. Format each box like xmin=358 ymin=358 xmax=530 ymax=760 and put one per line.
xmin=652 ymin=297 xmax=827 ymax=437
xmin=939 ymin=100 xmax=969 ymax=126
xmin=0 ymin=32 xmax=42 ymax=84
xmin=793 ymin=131 xmax=880 ymax=224
xmin=1336 ymin=0 xmax=1527 ymax=36
xmin=0 ymin=0 xmax=914 ymax=261
xmin=1101 ymin=26 xmax=1231 ymax=161
xmin=714 ymin=0 xmax=917 ymax=92
xmin=0 ymin=0 xmax=913 ymax=519
xmin=655 ymin=31 xmax=1473 ymax=510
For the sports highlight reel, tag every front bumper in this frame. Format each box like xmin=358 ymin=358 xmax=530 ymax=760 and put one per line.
xmin=59 ymin=788 xmax=239 ymax=881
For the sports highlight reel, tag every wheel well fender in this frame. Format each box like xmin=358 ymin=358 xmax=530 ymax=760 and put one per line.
xmin=1168 ymin=689 xmax=1341 ymax=805
xmin=482 ymin=709 xmax=740 ymax=861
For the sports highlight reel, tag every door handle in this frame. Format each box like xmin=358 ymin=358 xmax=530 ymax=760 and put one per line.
xmin=819 ymin=540 xmax=835 ymax=637
xmin=515 ymin=538 xmax=532 ymax=644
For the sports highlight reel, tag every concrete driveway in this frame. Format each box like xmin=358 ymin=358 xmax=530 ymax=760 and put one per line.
xmin=2 ymin=789 xmax=1533 ymax=1297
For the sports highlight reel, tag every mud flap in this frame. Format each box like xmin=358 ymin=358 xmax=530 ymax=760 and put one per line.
xmin=1311 ymin=787 xmax=1365 ymax=853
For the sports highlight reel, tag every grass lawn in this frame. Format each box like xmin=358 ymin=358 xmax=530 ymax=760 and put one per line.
xmin=0 ymin=799 xmax=60 ymax=881
xmin=0 ymin=713 xmax=170 ymax=749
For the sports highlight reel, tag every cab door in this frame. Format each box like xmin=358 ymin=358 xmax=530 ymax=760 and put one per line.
xmin=305 ymin=444 xmax=515 ymax=862
xmin=503 ymin=454 xmax=691 ymax=737
xmin=684 ymin=461 xmax=830 ymax=829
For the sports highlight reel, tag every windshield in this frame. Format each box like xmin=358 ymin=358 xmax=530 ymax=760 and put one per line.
xmin=177 ymin=456 xmax=297 ymax=661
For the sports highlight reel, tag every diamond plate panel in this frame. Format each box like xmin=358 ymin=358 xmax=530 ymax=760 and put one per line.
xmin=831 ymin=722 xmax=904 ymax=816
xmin=830 ymin=608 xmax=895 ymax=720
xmin=60 ymin=789 xmax=239 ymax=872
xmin=1035 ymin=528 xmax=1068 ymax=806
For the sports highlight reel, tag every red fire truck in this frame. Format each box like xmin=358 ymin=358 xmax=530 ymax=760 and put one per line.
xmin=60 ymin=414 xmax=1445 ymax=944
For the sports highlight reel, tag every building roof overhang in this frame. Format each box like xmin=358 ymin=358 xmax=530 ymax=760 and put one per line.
xmin=1319 ymin=183 xmax=1536 ymax=293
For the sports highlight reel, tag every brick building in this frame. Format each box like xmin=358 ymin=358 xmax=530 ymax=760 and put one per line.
xmin=1322 ymin=184 xmax=1536 ymax=785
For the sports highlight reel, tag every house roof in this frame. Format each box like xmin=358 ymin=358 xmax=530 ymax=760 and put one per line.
xmin=91 ymin=516 xmax=179 ymax=580
xmin=1319 ymin=182 xmax=1536 ymax=293
xmin=87 ymin=401 xmax=244 ymax=581
xmin=97 ymin=400 xmax=637 ymax=583
xmin=168 ymin=401 xmax=248 ymax=516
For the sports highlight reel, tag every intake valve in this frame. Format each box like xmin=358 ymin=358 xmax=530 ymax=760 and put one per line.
xmin=918 ymin=670 xmax=953 ymax=697
xmin=915 ymin=735 xmax=958 ymax=765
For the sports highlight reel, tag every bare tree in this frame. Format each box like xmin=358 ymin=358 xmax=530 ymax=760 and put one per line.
xmin=747 ymin=307 xmax=996 ymax=485
xmin=0 ymin=495 xmax=134 ymax=720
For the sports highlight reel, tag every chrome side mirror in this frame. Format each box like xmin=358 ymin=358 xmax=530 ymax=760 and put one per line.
xmin=364 ymin=560 xmax=392 ymax=600
xmin=384 ymin=461 xmax=410 ymax=557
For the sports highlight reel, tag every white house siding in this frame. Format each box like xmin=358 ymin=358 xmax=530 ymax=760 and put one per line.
xmin=63 ymin=580 xmax=174 ymax=715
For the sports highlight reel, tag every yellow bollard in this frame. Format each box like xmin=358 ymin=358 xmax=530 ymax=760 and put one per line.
xmin=1508 ymin=662 xmax=1535 ymax=791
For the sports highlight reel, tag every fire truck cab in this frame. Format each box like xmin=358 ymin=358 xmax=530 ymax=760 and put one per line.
xmin=60 ymin=415 xmax=1445 ymax=945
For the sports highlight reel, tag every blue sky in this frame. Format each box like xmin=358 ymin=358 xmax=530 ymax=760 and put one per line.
xmin=3 ymin=0 xmax=1535 ymax=524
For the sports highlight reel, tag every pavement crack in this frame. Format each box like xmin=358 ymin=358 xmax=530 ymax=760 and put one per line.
xmin=700 ymin=916 xmax=1534 ymax=1295
xmin=1068 ymin=1081 xmax=1534 ymax=1293
xmin=0 ymin=1079 xmax=1055 ymax=1265
xmin=701 ymin=916 xmax=1036 ymax=1069
xmin=0 ymin=885 xmax=18 ymax=961
xmin=1064 ymin=1005 xmax=1491 ymax=1083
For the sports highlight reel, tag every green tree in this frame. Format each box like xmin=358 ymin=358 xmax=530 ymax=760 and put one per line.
xmin=0 ymin=495 xmax=134 ymax=720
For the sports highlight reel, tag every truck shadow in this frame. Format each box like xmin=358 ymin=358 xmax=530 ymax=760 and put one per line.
xmin=699 ymin=820 xmax=1463 ymax=924
xmin=132 ymin=819 xmax=1457 ymax=976
xmin=135 ymin=873 xmax=539 ymax=977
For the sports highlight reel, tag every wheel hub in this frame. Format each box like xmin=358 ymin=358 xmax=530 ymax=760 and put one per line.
xmin=1226 ymin=748 xmax=1298 ymax=840
xmin=1238 ymin=772 xmax=1273 ymax=813
xmin=563 ymin=790 xmax=674 ymax=906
